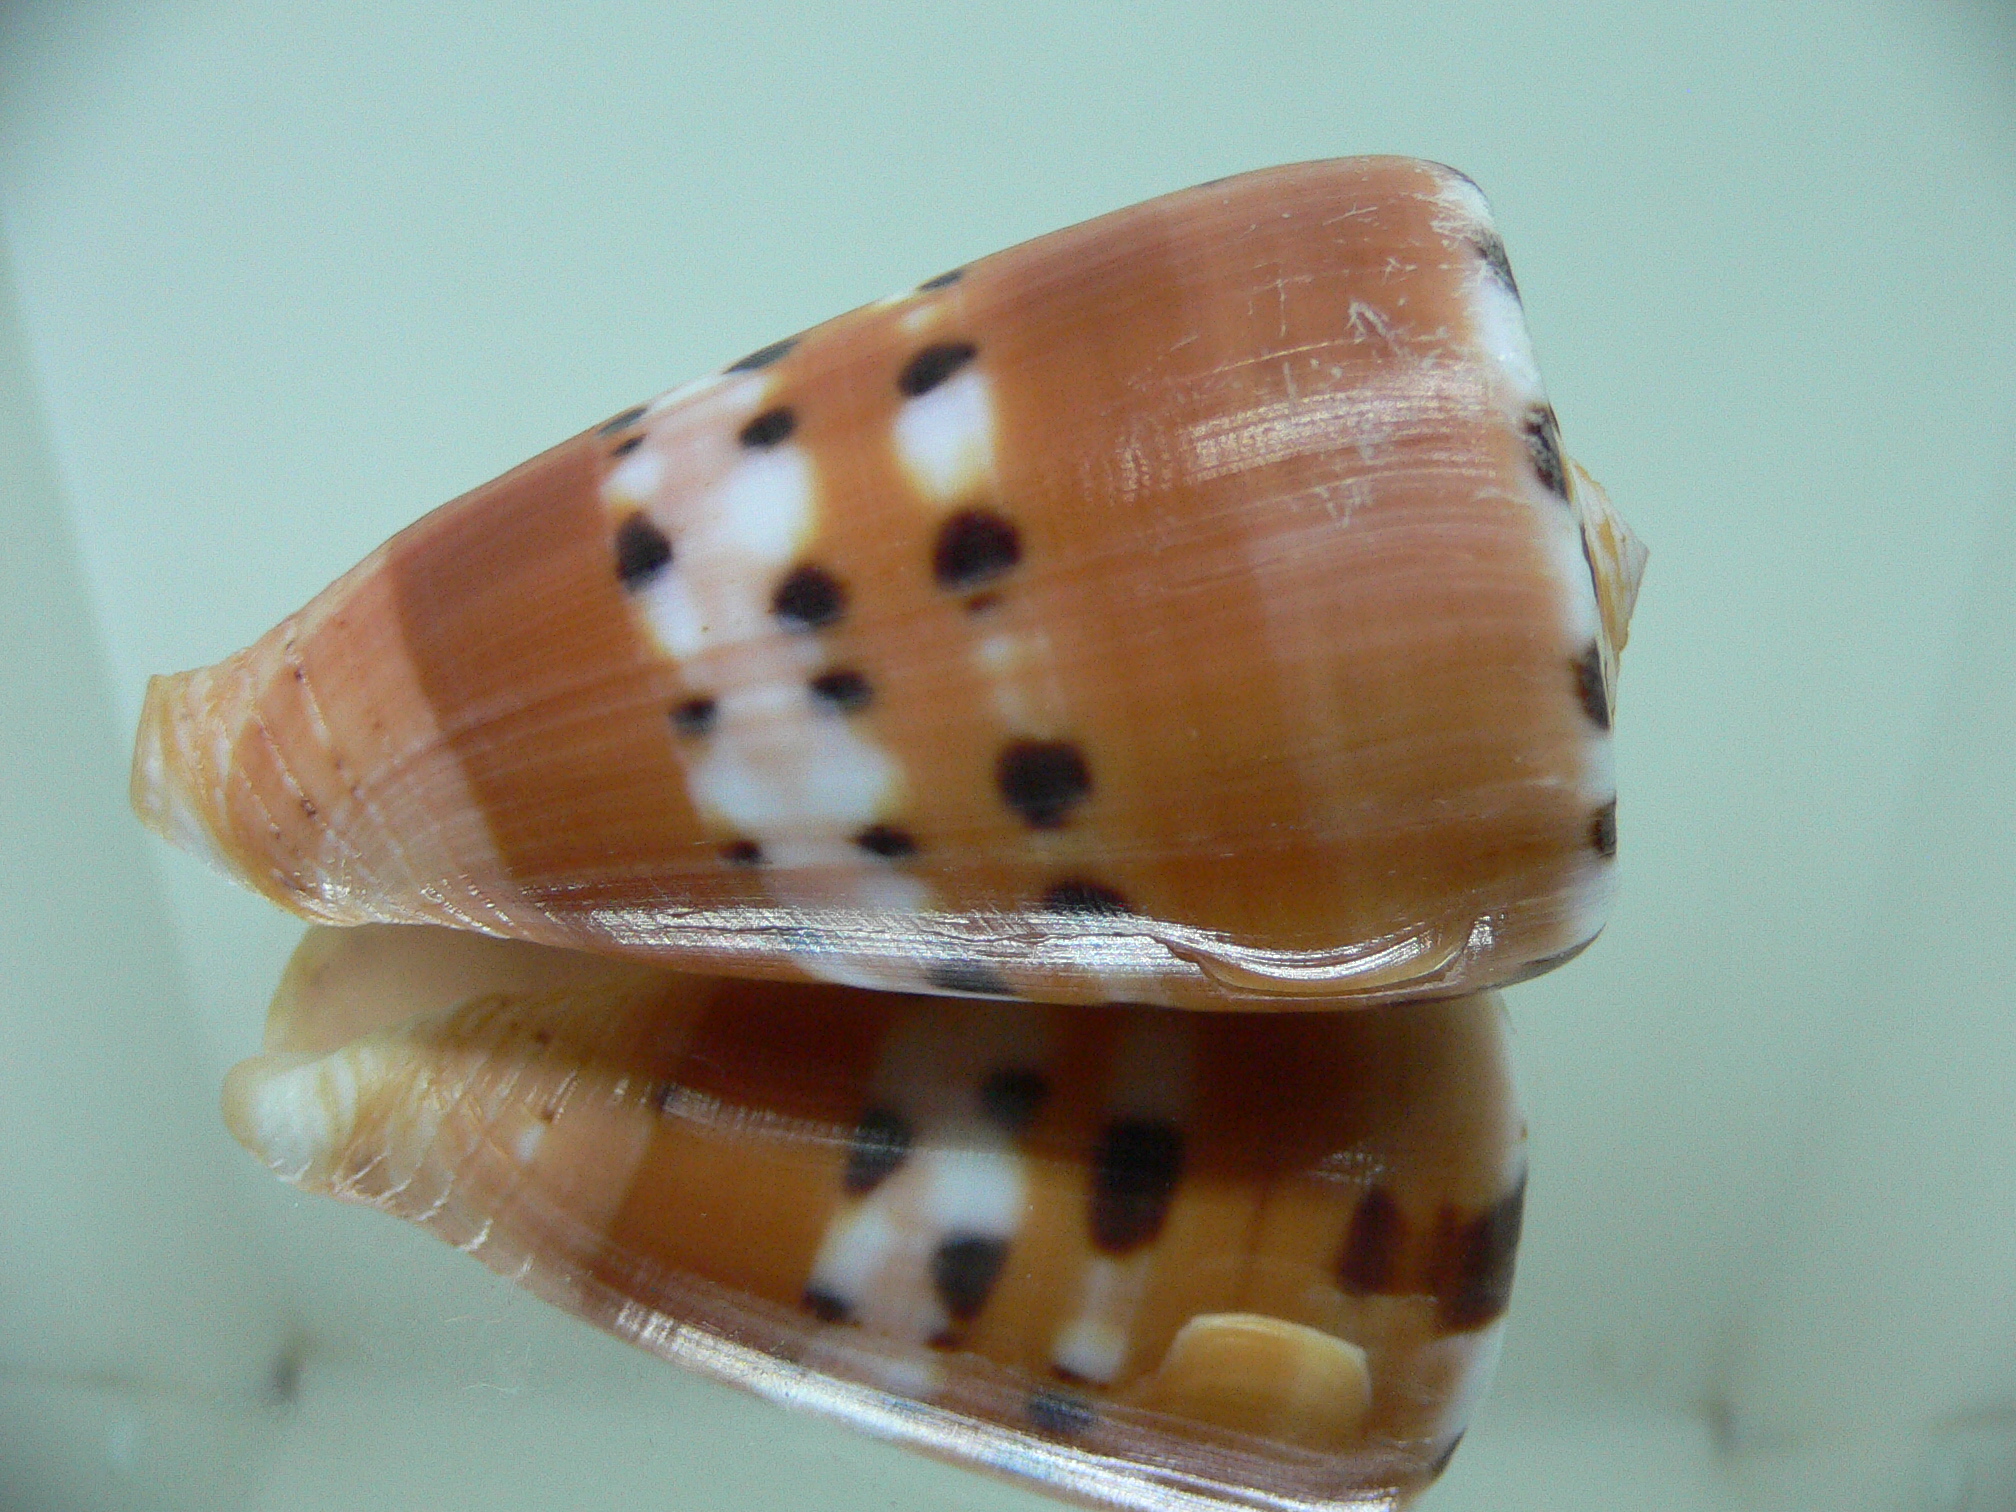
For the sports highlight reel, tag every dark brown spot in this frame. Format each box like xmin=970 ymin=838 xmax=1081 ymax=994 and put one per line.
xmin=614 ymin=512 xmax=672 ymax=590
xmin=964 ymin=591 xmax=1001 ymax=614
xmin=844 ymin=1107 xmax=911 ymax=1195
xmin=1090 ymin=1119 xmax=1184 ymax=1254
xmin=801 ymin=1288 xmax=851 ymax=1324
xmin=1475 ymin=233 xmax=1520 ymax=300
xmin=898 ymin=340 xmax=977 ymax=397
xmin=738 ymin=406 xmax=796 ymax=448
xmin=1523 ymin=404 xmax=1567 ymax=499
xmin=1591 ymin=799 xmax=1618 ymax=859
xmin=809 ymin=669 xmax=871 ymax=713
xmin=597 ymin=405 xmax=646 ymax=435
xmin=997 ymin=741 xmax=1091 ymax=829
xmin=1027 ymin=1388 xmax=1095 ymax=1437
xmin=727 ymin=337 xmax=796 ymax=373
xmin=926 ymin=960 xmax=1013 ymax=997
xmin=932 ymin=509 xmax=1021 ymax=591
xmin=918 ymin=268 xmax=965 ymax=291
xmin=721 ymin=839 xmax=763 ymax=866
xmin=1573 ymin=642 xmax=1610 ymax=729
xmin=1338 ymin=1186 xmax=1407 ymax=1293
xmin=671 ymin=697 xmax=717 ymax=736
xmin=932 ymin=1234 xmax=1010 ymax=1322
xmin=854 ymin=824 xmax=917 ymax=859
xmin=1432 ymin=1172 xmax=1526 ymax=1332
xmin=979 ymin=1069 xmax=1049 ymax=1134
xmin=1040 ymin=879 xmax=1131 ymax=915
xmin=772 ymin=564 xmax=846 ymax=630
xmin=610 ymin=433 xmax=643 ymax=457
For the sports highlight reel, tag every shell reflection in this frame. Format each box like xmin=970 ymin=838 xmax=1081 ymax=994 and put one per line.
xmin=227 ymin=925 xmax=1524 ymax=1509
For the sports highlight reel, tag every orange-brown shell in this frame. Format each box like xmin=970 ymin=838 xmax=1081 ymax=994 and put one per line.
xmin=228 ymin=924 xmax=1525 ymax=1507
xmin=134 ymin=157 xmax=1642 ymax=1009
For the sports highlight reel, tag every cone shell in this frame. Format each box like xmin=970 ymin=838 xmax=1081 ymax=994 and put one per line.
xmin=135 ymin=157 xmax=1643 ymax=1008
xmin=228 ymin=924 xmax=1526 ymax=1509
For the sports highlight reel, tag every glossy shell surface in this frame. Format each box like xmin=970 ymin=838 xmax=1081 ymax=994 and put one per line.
xmin=229 ymin=924 xmax=1526 ymax=1510
xmin=134 ymin=156 xmax=1642 ymax=1009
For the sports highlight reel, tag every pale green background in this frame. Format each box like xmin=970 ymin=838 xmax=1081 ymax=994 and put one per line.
xmin=3 ymin=2 xmax=2014 ymax=1509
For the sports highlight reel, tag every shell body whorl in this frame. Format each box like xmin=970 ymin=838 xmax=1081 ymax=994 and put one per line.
xmin=135 ymin=157 xmax=1641 ymax=1008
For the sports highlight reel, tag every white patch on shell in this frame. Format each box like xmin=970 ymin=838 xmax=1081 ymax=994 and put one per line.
xmin=627 ymin=438 xmax=814 ymax=660
xmin=717 ymin=447 xmax=816 ymax=560
xmin=893 ymin=367 xmax=994 ymax=503
xmin=607 ymin=376 xmax=933 ymax=982
xmin=972 ymin=630 xmax=1062 ymax=735
xmin=690 ymin=707 xmax=899 ymax=835
xmin=1051 ymin=1256 xmax=1148 ymax=1385
xmin=1046 ymin=1019 xmax=1196 ymax=1379
xmin=1433 ymin=171 xmax=1494 ymax=227
xmin=135 ymin=707 xmax=237 ymax=877
xmin=1468 ymin=275 xmax=1543 ymax=403
xmin=1429 ymin=174 xmax=1542 ymax=406
xmin=802 ymin=1004 xmax=1047 ymax=1350
xmin=239 ymin=1053 xmax=351 ymax=1182
xmin=809 ymin=1204 xmax=901 ymax=1304
xmin=1540 ymin=503 xmax=1603 ymax=654
xmin=237 ymin=1043 xmax=406 ymax=1185
xmin=924 ymin=1146 xmax=1025 ymax=1237
xmin=635 ymin=577 xmax=707 ymax=661
xmin=603 ymin=447 xmax=665 ymax=509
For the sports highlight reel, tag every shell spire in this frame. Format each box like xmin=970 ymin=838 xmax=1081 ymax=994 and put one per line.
xmin=134 ymin=157 xmax=1641 ymax=1009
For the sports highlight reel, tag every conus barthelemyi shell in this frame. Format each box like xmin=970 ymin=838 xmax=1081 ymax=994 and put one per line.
xmin=132 ymin=156 xmax=1643 ymax=1010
